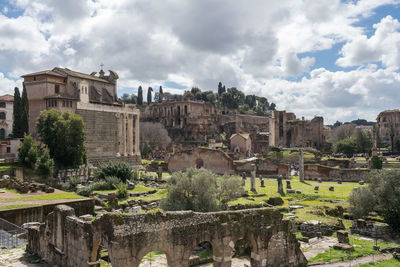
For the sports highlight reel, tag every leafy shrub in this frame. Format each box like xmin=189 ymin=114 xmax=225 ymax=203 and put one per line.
xmin=95 ymin=161 xmax=133 ymax=183
xmin=77 ymin=186 xmax=93 ymax=197
xmin=115 ymin=183 xmax=128 ymax=199
xmin=18 ymin=134 xmax=38 ymax=169
xmin=371 ymin=156 xmax=383 ymax=169
xmin=104 ymin=176 xmax=121 ymax=189
xmin=68 ymin=175 xmax=81 ymax=191
xmin=36 ymin=147 xmax=54 ymax=178
xmin=161 ymin=168 xmax=243 ymax=212
xmin=90 ymin=180 xmax=110 ymax=191
xmin=349 ymin=169 xmax=400 ymax=230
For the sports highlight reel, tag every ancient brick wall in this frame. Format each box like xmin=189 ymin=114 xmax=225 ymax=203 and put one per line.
xmin=304 ymin=164 xmax=369 ymax=182
xmin=28 ymin=205 xmax=307 ymax=267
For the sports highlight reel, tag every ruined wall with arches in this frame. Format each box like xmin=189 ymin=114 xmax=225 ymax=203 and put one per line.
xmin=27 ymin=205 xmax=307 ymax=267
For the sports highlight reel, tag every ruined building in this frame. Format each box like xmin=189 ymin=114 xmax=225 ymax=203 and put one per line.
xmin=377 ymin=110 xmax=400 ymax=147
xmin=141 ymin=100 xmax=326 ymax=152
xmin=27 ymin=205 xmax=307 ymax=267
xmin=0 ymin=94 xmax=14 ymax=139
xmin=22 ymin=67 xmax=140 ymax=165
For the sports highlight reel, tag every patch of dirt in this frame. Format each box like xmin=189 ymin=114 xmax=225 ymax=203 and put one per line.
xmin=300 ymin=236 xmax=338 ymax=259
xmin=0 ymin=247 xmax=45 ymax=267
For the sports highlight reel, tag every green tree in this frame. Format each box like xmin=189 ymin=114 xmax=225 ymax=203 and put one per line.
xmin=140 ymin=141 xmax=152 ymax=158
xmin=36 ymin=147 xmax=54 ymax=178
xmin=218 ymin=82 xmax=225 ymax=96
xmin=354 ymin=129 xmax=373 ymax=153
xmin=12 ymin=87 xmax=22 ymax=138
xmin=269 ymin=102 xmax=276 ymax=110
xmin=334 ymin=138 xmax=356 ymax=157
xmin=21 ymin=83 xmax=29 ymax=135
xmin=147 ymin=87 xmax=153 ymax=104
xmin=371 ymin=155 xmax=383 ymax=169
xmin=349 ymin=170 xmax=400 ymax=230
xmin=161 ymin=168 xmax=242 ymax=212
xmin=36 ymin=110 xmax=86 ymax=168
xmin=159 ymin=86 xmax=163 ymax=103
xmin=137 ymin=86 xmax=143 ymax=105
xmin=18 ymin=134 xmax=38 ymax=169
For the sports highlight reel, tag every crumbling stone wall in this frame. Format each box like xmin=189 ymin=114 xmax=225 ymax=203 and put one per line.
xmin=168 ymin=147 xmax=236 ymax=174
xmin=304 ymin=164 xmax=369 ymax=182
xmin=28 ymin=205 xmax=307 ymax=267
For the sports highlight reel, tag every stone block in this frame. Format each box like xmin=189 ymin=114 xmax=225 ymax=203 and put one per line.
xmin=333 ymin=243 xmax=354 ymax=252
xmin=337 ymin=230 xmax=349 ymax=244
xmin=267 ymin=197 xmax=284 ymax=206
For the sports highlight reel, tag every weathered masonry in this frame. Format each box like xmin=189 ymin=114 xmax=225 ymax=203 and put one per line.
xmin=22 ymin=67 xmax=140 ymax=165
xmin=27 ymin=205 xmax=307 ymax=267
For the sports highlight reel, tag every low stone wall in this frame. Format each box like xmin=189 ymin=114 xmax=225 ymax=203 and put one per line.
xmin=0 ymin=198 xmax=94 ymax=226
xmin=28 ymin=205 xmax=307 ymax=267
xmin=234 ymin=160 xmax=289 ymax=177
xmin=88 ymin=155 xmax=141 ymax=166
xmin=304 ymin=164 xmax=369 ymax=182
xmin=350 ymin=219 xmax=398 ymax=240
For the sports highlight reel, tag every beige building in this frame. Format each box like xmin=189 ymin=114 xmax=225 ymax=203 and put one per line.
xmin=0 ymin=94 xmax=14 ymax=139
xmin=230 ymin=133 xmax=252 ymax=157
xmin=22 ymin=67 xmax=140 ymax=165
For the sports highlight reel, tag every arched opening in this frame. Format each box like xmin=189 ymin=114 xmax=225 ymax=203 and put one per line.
xmin=0 ymin=128 xmax=5 ymax=139
xmin=189 ymin=241 xmax=213 ymax=266
xmin=195 ymin=158 xmax=204 ymax=169
xmin=177 ymin=106 xmax=181 ymax=116
xmin=139 ymin=250 xmax=168 ymax=267
xmin=233 ymin=238 xmax=252 ymax=265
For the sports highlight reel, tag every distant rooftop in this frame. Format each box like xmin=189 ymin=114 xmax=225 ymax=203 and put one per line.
xmin=21 ymin=70 xmax=66 ymax=78
xmin=0 ymin=94 xmax=14 ymax=101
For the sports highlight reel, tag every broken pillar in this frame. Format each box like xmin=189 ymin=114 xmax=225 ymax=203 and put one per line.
xmin=251 ymin=164 xmax=256 ymax=193
xmin=299 ymin=149 xmax=305 ymax=182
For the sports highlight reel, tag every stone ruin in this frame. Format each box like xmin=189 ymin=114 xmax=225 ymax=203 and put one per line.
xmin=27 ymin=205 xmax=307 ymax=267
xmin=0 ymin=176 xmax=54 ymax=194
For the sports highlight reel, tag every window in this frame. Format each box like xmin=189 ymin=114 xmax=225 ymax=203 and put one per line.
xmin=0 ymin=128 xmax=5 ymax=139
xmin=6 ymin=147 xmax=10 ymax=153
xmin=55 ymin=84 xmax=60 ymax=94
xmin=54 ymin=100 xmax=57 ymax=107
xmin=0 ymin=112 xmax=5 ymax=120
xmin=33 ymin=76 xmax=36 ymax=81
xmin=62 ymin=100 xmax=65 ymax=107
xmin=0 ymin=102 xmax=5 ymax=108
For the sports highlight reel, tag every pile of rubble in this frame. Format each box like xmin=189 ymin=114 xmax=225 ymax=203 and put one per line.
xmin=0 ymin=175 xmax=55 ymax=194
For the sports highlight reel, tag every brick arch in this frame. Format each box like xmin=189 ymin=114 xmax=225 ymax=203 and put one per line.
xmin=182 ymin=238 xmax=217 ymax=264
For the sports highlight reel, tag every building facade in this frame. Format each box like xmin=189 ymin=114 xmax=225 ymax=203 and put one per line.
xmin=0 ymin=94 xmax=14 ymax=139
xmin=377 ymin=110 xmax=400 ymax=148
xmin=22 ymin=67 xmax=140 ymax=165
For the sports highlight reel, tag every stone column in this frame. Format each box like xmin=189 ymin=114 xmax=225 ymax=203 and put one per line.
xmin=135 ymin=114 xmax=140 ymax=156
xmin=277 ymin=176 xmax=284 ymax=194
xmin=122 ymin=115 xmax=127 ymax=156
xmin=299 ymin=149 xmax=304 ymax=182
xmin=251 ymin=164 xmax=256 ymax=193
xmin=117 ymin=113 xmax=123 ymax=156
xmin=127 ymin=115 xmax=133 ymax=155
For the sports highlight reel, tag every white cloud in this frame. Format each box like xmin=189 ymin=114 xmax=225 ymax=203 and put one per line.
xmin=0 ymin=0 xmax=399 ymax=124
xmin=337 ymin=15 xmax=400 ymax=69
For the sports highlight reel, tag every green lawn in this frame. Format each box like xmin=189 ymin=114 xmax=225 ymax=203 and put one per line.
xmin=308 ymin=233 xmax=399 ymax=263
xmin=0 ymin=191 xmax=86 ymax=203
xmin=0 ymin=165 xmax=13 ymax=171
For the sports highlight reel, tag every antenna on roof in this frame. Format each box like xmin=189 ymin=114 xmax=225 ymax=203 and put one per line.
xmin=100 ymin=63 xmax=104 ymax=71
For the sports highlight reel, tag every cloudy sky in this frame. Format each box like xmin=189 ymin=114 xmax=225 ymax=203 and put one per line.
xmin=0 ymin=0 xmax=400 ymax=124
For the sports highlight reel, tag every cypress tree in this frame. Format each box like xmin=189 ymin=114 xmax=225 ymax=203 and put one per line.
xmin=147 ymin=87 xmax=153 ymax=104
xmin=21 ymin=83 xmax=29 ymax=135
xmin=158 ymin=86 xmax=163 ymax=103
xmin=137 ymin=86 xmax=143 ymax=105
xmin=12 ymin=87 xmax=22 ymax=138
